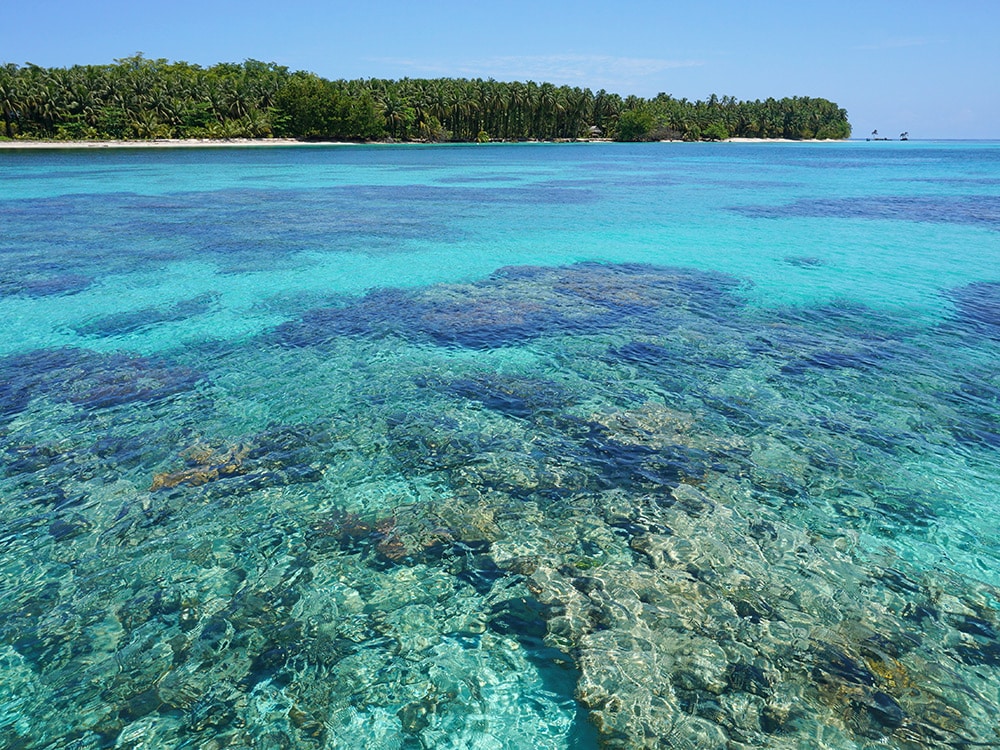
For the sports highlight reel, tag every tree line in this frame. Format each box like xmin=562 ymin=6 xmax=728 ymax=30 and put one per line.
xmin=0 ymin=55 xmax=851 ymax=143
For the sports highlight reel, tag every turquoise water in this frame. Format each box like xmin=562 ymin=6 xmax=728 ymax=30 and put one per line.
xmin=1 ymin=141 xmax=999 ymax=748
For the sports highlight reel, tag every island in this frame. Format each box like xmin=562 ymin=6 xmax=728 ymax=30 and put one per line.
xmin=0 ymin=55 xmax=852 ymax=144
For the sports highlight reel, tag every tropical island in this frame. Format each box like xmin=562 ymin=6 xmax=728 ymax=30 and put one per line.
xmin=0 ymin=55 xmax=851 ymax=144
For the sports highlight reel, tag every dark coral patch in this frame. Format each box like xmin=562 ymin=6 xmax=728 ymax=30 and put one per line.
xmin=733 ymin=195 xmax=1000 ymax=230
xmin=439 ymin=372 xmax=577 ymax=420
xmin=937 ymin=370 xmax=1000 ymax=449
xmin=0 ymin=274 xmax=94 ymax=298
xmin=415 ymin=294 xmax=606 ymax=349
xmin=784 ymin=256 xmax=825 ymax=268
xmin=75 ymin=293 xmax=218 ymax=337
xmin=270 ymin=288 xmax=413 ymax=347
xmin=271 ymin=262 xmax=746 ymax=351
xmin=0 ymin=186 xmax=458 ymax=279
xmin=946 ymin=281 xmax=1000 ymax=341
xmin=779 ymin=348 xmax=887 ymax=376
xmin=610 ymin=341 xmax=674 ymax=367
xmin=0 ymin=347 xmax=205 ymax=420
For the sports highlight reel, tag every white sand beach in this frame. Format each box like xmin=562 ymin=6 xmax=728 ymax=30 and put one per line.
xmin=0 ymin=137 xmax=851 ymax=149
xmin=723 ymin=137 xmax=845 ymax=143
xmin=0 ymin=138 xmax=340 ymax=149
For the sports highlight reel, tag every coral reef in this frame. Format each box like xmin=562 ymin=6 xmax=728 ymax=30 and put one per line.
xmin=2 ymin=262 xmax=999 ymax=748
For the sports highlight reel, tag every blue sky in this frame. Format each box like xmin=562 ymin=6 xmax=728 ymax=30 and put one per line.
xmin=3 ymin=0 xmax=998 ymax=138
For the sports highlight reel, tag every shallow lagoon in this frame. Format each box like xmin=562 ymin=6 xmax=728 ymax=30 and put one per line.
xmin=1 ymin=141 xmax=998 ymax=748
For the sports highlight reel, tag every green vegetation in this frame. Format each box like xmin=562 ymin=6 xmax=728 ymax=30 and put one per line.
xmin=0 ymin=55 xmax=851 ymax=142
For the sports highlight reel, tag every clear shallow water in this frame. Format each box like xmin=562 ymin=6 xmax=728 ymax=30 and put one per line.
xmin=1 ymin=141 xmax=998 ymax=748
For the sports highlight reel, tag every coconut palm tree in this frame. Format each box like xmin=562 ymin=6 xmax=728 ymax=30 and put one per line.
xmin=0 ymin=63 xmax=20 ymax=137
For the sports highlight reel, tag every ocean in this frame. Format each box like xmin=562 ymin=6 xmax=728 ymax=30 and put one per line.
xmin=1 ymin=140 xmax=998 ymax=748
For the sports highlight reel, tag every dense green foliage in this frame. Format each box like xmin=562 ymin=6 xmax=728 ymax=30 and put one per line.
xmin=0 ymin=56 xmax=851 ymax=142
xmin=617 ymin=93 xmax=852 ymax=141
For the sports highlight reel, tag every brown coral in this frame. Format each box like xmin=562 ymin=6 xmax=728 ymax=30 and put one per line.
xmin=149 ymin=442 xmax=250 ymax=491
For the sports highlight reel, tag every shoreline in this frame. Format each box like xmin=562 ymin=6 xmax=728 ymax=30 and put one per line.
xmin=0 ymin=138 xmax=342 ymax=150
xmin=0 ymin=136 xmax=849 ymax=150
xmin=723 ymin=136 xmax=841 ymax=143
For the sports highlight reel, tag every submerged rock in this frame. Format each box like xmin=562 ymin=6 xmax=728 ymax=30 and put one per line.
xmin=813 ymin=646 xmax=876 ymax=687
xmin=150 ymin=442 xmax=252 ymax=491
xmin=309 ymin=496 xmax=501 ymax=572
xmin=867 ymin=690 xmax=906 ymax=729
xmin=149 ymin=423 xmax=328 ymax=493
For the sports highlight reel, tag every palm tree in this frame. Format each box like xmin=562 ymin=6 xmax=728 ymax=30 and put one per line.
xmin=382 ymin=95 xmax=408 ymax=139
xmin=0 ymin=63 xmax=20 ymax=137
xmin=21 ymin=65 xmax=68 ymax=135
xmin=505 ymin=81 xmax=526 ymax=140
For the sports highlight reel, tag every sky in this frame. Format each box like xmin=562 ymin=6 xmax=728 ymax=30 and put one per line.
xmin=3 ymin=0 xmax=998 ymax=139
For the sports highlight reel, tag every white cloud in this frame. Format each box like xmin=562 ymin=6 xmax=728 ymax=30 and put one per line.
xmin=367 ymin=53 xmax=704 ymax=90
